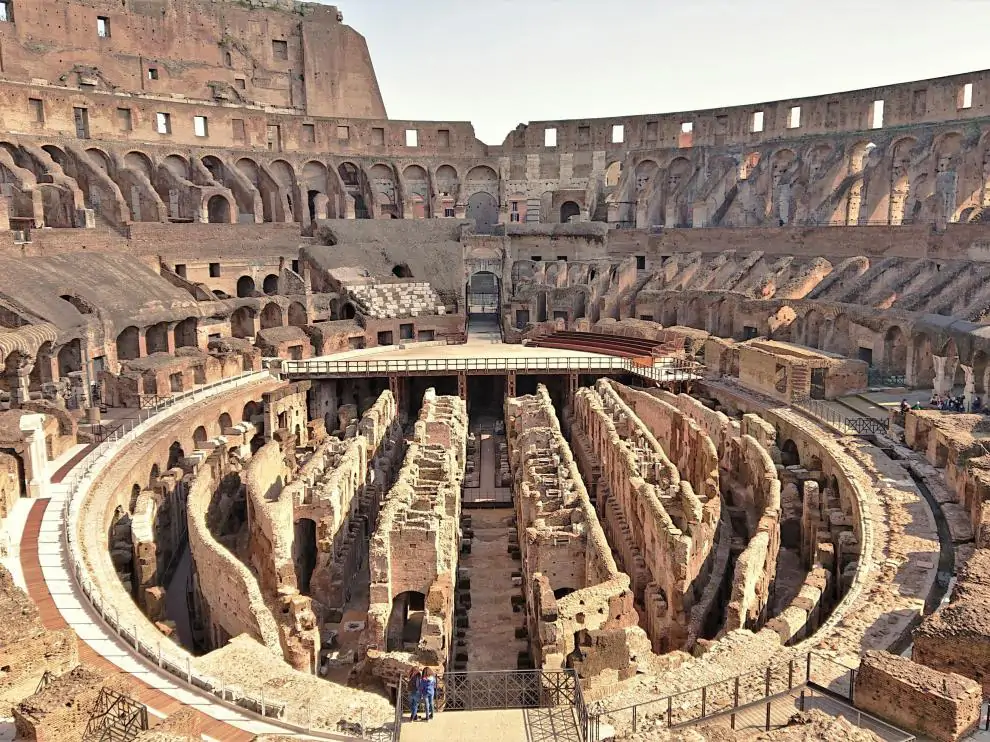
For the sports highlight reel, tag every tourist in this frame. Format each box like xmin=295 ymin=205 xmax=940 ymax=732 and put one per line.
xmin=408 ymin=667 xmax=422 ymax=721
xmin=419 ymin=667 xmax=437 ymax=721
xmin=930 ymin=393 xmax=941 ymax=408
xmin=899 ymin=399 xmax=910 ymax=415
xmin=974 ymin=396 xmax=982 ymax=412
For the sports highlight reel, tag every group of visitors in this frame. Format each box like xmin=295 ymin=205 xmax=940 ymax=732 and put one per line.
xmin=407 ymin=667 xmax=438 ymax=722
xmin=899 ymin=394 xmax=984 ymax=415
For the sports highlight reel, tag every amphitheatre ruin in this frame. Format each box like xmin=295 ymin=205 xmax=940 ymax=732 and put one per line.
xmin=1 ymin=1 xmax=990 ymax=740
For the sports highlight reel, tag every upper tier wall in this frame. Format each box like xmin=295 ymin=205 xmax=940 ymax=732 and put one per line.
xmin=0 ymin=0 xmax=385 ymax=118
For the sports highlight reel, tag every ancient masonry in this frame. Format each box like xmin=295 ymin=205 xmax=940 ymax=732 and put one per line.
xmin=363 ymin=389 xmax=468 ymax=682
xmin=1 ymin=0 xmax=990 ymax=739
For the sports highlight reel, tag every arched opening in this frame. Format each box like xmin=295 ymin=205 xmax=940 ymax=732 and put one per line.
xmin=193 ymin=426 xmax=208 ymax=447
xmin=883 ymin=326 xmax=908 ymax=376
xmin=207 ymin=195 xmax=231 ymax=223
xmin=466 ymin=271 xmax=500 ymax=334
xmin=338 ymin=162 xmax=360 ymax=187
xmin=293 ymin=518 xmax=317 ymax=596
xmin=287 ymin=302 xmax=307 ymax=327
xmin=392 ymin=264 xmax=413 ymax=278
xmin=230 ymin=306 xmax=256 ymax=339
xmin=604 ymin=161 xmax=622 ymax=188
xmin=60 ymin=294 xmax=95 ymax=315
xmin=116 ymin=326 xmax=140 ymax=361
xmin=260 ymin=303 xmax=283 ymax=329
xmin=780 ymin=439 xmax=800 ymax=467
xmin=57 ymin=339 xmax=82 ymax=377
xmin=341 ymin=302 xmax=356 ymax=320
xmin=149 ymin=463 xmax=160 ymax=488
xmin=307 ymin=190 xmax=322 ymax=222
xmin=145 ymin=322 xmax=169 ymax=355
xmin=236 ymin=276 xmax=255 ymax=298
xmin=262 ymin=274 xmax=279 ymax=296
xmin=553 ymin=587 xmax=576 ymax=600
xmin=386 ymin=591 xmax=426 ymax=651
xmin=803 ymin=311 xmax=825 ymax=350
xmin=560 ymin=200 xmax=581 ymax=223
xmin=242 ymin=401 xmax=259 ymax=423
xmin=219 ymin=412 xmax=233 ymax=432
xmin=202 ymin=155 xmax=224 ymax=183
xmin=167 ymin=441 xmax=185 ymax=469
xmin=174 ymin=318 xmax=197 ymax=349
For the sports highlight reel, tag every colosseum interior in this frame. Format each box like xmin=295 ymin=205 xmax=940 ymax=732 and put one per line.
xmin=1 ymin=1 xmax=990 ymax=741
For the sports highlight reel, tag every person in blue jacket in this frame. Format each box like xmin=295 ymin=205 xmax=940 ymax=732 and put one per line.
xmin=418 ymin=667 xmax=437 ymax=721
xmin=408 ymin=668 xmax=422 ymax=721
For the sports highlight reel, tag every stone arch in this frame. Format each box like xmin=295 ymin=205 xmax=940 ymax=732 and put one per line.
xmin=206 ymin=194 xmax=233 ymax=223
xmin=779 ymin=439 xmax=800 ymax=467
xmin=236 ymin=275 xmax=256 ymax=298
xmin=464 ymin=165 xmax=498 ymax=192
xmin=369 ymin=163 xmax=398 ymax=217
xmin=684 ymin=297 xmax=707 ymax=330
xmin=230 ymin=306 xmax=256 ymax=338
xmin=124 ymin=151 xmax=154 ymax=179
xmin=287 ymin=302 xmax=308 ymax=327
xmin=242 ymin=400 xmax=260 ymax=423
xmin=269 ymin=159 xmax=295 ymax=186
xmin=634 ymin=159 xmax=659 ymax=192
xmin=145 ymin=322 xmax=169 ymax=354
xmin=60 ymin=294 xmax=95 ymax=315
xmin=435 ymin=164 xmax=458 ymax=196
xmin=29 ymin=341 xmax=53 ymax=390
xmin=605 ymin=161 xmax=622 ymax=187
xmin=193 ymin=426 xmax=208 ymax=447
xmin=340 ymin=302 xmax=356 ymax=320
xmin=889 ymin=137 xmax=918 ymax=225
xmin=167 ymin=441 xmax=185 ymax=469
xmin=560 ymin=200 xmax=581 ymax=223
xmin=174 ymin=318 xmax=197 ymax=349
xmin=202 ymin=155 xmax=224 ymax=183
xmin=826 ymin=313 xmax=853 ymax=356
xmin=337 ymin=162 xmax=361 ymax=186
xmin=57 ymin=339 xmax=82 ymax=377
xmin=301 ymin=161 xmax=329 ymax=222
xmin=803 ymin=309 xmax=825 ymax=349
xmin=85 ymin=147 xmax=113 ymax=174
xmin=392 ymin=263 xmax=413 ymax=278
xmin=260 ymin=303 xmax=283 ymax=329
xmin=116 ymin=326 xmax=140 ymax=361
xmin=236 ymin=157 xmax=261 ymax=186
xmin=163 ymin=154 xmax=189 ymax=180
xmin=882 ymin=325 xmax=908 ymax=375
xmin=403 ymin=164 xmax=429 ymax=218
xmin=262 ymin=274 xmax=279 ymax=296
xmin=219 ymin=412 xmax=233 ymax=432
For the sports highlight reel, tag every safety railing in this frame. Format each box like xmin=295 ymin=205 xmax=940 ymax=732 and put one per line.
xmin=585 ymin=653 xmax=895 ymax=740
xmin=55 ymin=369 xmax=390 ymax=740
xmin=791 ymin=395 xmax=888 ymax=437
xmin=281 ymin=355 xmax=706 ymax=383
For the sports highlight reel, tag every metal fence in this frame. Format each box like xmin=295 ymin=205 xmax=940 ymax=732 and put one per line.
xmin=791 ymin=395 xmax=888 ymax=437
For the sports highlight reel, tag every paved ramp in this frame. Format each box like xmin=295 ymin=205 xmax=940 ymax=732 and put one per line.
xmin=399 ymin=707 xmax=580 ymax=742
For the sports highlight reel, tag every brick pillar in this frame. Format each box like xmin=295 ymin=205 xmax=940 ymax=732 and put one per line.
xmin=388 ymin=375 xmax=402 ymax=415
xmin=166 ymin=323 xmax=177 ymax=355
xmin=137 ymin=330 xmax=149 ymax=358
xmin=566 ymin=373 xmax=579 ymax=406
xmin=506 ymin=372 xmax=517 ymax=398
xmin=457 ymin=372 xmax=467 ymax=401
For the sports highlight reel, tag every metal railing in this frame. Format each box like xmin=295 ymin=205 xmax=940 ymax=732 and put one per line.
xmin=585 ymin=652 xmax=906 ymax=740
xmin=281 ymin=355 xmax=705 ymax=383
xmin=791 ymin=395 xmax=888 ymax=437
xmin=55 ymin=369 xmax=389 ymax=740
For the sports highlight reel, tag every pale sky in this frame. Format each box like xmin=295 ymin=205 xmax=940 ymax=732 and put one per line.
xmin=335 ymin=0 xmax=990 ymax=145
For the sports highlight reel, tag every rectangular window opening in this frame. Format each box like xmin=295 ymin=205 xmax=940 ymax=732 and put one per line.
xmin=302 ymin=123 xmax=315 ymax=143
xmin=97 ymin=16 xmax=110 ymax=38
xmin=531 ymin=255 xmax=542 ymax=262
xmin=438 ymin=128 xmax=450 ymax=148
xmin=272 ymin=39 xmax=288 ymax=60
xmin=336 ymin=125 xmax=349 ymax=140
xmin=578 ymin=125 xmax=590 ymax=143
xmin=788 ymin=106 xmax=801 ymax=129
xmin=116 ymin=107 xmax=132 ymax=131
xmin=371 ymin=127 xmax=385 ymax=145
xmin=174 ymin=264 xmax=186 ymax=278
xmin=870 ymin=99 xmax=884 ymax=129
xmin=405 ymin=129 xmax=418 ymax=147
xmin=209 ymin=263 xmax=221 ymax=278
xmin=193 ymin=115 xmax=208 ymax=138
xmin=0 ymin=1 xmax=12 ymax=22
xmin=959 ymin=82 xmax=974 ymax=110
xmin=147 ymin=68 xmax=158 ymax=80
xmin=28 ymin=98 xmax=44 ymax=123
xmin=752 ymin=111 xmax=764 ymax=133
xmin=235 ymin=78 xmax=246 ymax=90
xmin=646 ymin=121 xmax=658 ymax=140
xmin=544 ymin=127 xmax=557 ymax=147
xmin=611 ymin=124 xmax=624 ymax=143
xmin=635 ymin=255 xmax=646 ymax=270
xmin=232 ymin=119 xmax=246 ymax=143
xmin=680 ymin=121 xmax=693 ymax=133
xmin=156 ymin=112 xmax=171 ymax=135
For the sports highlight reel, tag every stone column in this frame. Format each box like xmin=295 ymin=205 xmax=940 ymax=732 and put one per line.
xmin=506 ymin=372 xmax=517 ymax=398
xmin=932 ymin=355 xmax=950 ymax=396
xmin=19 ymin=413 xmax=48 ymax=499
xmin=962 ymin=365 xmax=975 ymax=411
xmin=457 ymin=372 xmax=467 ymax=401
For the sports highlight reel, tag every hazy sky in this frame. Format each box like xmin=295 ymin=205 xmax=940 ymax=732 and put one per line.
xmin=335 ymin=0 xmax=990 ymax=145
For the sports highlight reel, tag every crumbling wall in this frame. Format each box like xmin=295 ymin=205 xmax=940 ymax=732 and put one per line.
xmin=506 ymin=384 xmax=646 ymax=678
xmin=244 ymin=441 xmax=320 ymax=673
xmin=571 ymin=380 xmax=722 ymax=654
xmin=362 ymin=389 xmax=467 ymax=683
xmin=187 ymin=449 xmax=283 ymax=657
xmin=854 ymin=650 xmax=981 ymax=742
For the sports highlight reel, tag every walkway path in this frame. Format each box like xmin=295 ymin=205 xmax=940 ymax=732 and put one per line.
xmin=399 ymin=707 xmax=579 ymax=742
xmin=13 ymin=372 xmax=343 ymax=740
